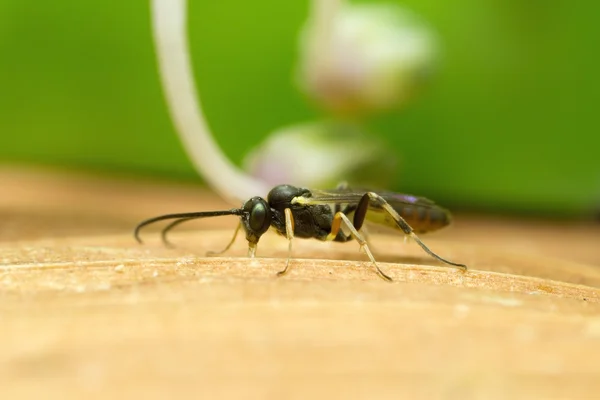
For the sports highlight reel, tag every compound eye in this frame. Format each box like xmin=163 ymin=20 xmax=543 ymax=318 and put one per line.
xmin=249 ymin=199 xmax=271 ymax=235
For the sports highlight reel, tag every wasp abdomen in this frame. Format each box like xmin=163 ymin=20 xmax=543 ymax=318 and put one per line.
xmin=398 ymin=205 xmax=451 ymax=233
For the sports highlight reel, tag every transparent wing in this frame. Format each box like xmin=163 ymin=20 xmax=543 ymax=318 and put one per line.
xmin=298 ymin=188 xmax=437 ymax=209
xmin=295 ymin=188 xmax=448 ymax=233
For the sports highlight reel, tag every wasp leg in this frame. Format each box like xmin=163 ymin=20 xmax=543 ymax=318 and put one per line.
xmin=207 ymin=222 xmax=242 ymax=256
xmin=276 ymin=208 xmax=295 ymax=277
xmin=160 ymin=217 xmax=241 ymax=255
xmin=356 ymin=192 xmax=467 ymax=270
xmin=326 ymin=212 xmax=393 ymax=282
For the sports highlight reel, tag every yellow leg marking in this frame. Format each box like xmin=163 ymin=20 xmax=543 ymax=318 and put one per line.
xmin=276 ymin=208 xmax=295 ymax=276
xmin=207 ymin=222 xmax=241 ymax=256
xmin=327 ymin=212 xmax=392 ymax=282
xmin=325 ymin=214 xmax=343 ymax=241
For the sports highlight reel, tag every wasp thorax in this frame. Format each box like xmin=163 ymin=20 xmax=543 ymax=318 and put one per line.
xmin=267 ymin=185 xmax=309 ymax=209
xmin=241 ymin=197 xmax=272 ymax=243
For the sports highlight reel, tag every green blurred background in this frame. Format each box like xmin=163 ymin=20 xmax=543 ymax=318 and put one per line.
xmin=1 ymin=0 xmax=598 ymax=217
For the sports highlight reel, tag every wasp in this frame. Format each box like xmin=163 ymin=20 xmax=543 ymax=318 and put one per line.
xmin=134 ymin=184 xmax=467 ymax=281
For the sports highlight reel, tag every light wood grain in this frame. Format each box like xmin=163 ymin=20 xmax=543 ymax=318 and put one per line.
xmin=1 ymin=166 xmax=599 ymax=399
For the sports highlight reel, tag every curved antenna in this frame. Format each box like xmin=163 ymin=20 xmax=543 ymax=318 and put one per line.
xmin=134 ymin=209 xmax=243 ymax=244
xmin=160 ymin=217 xmax=197 ymax=247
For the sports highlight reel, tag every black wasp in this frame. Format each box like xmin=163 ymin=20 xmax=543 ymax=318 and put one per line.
xmin=134 ymin=184 xmax=467 ymax=281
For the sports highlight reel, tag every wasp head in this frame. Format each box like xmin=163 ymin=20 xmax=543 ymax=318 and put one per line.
xmin=240 ymin=196 xmax=272 ymax=255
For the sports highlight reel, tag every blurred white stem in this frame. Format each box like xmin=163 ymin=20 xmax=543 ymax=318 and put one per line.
xmin=151 ymin=0 xmax=269 ymax=203
xmin=309 ymin=0 xmax=343 ymax=73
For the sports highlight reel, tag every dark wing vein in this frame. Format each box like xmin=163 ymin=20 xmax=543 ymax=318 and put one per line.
xmin=300 ymin=189 xmax=438 ymax=209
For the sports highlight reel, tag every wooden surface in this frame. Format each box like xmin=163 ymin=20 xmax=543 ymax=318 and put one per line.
xmin=1 ymin=167 xmax=599 ymax=399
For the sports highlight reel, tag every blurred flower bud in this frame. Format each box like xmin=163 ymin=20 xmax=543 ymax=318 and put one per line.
xmin=297 ymin=3 xmax=437 ymax=114
xmin=243 ymin=122 xmax=397 ymax=189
